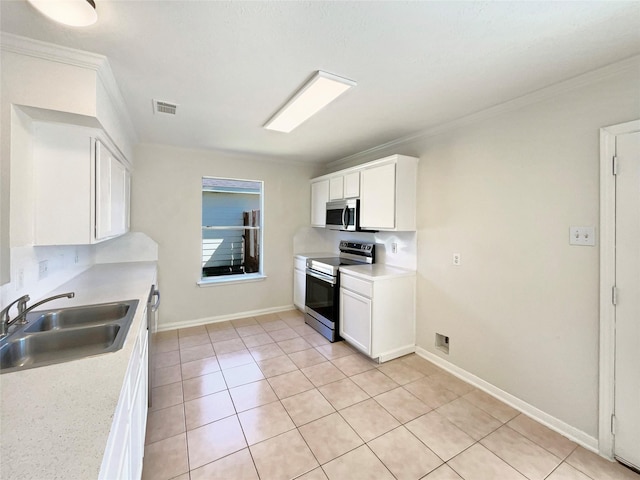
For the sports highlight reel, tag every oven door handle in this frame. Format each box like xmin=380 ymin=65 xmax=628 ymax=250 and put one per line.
xmin=306 ymin=268 xmax=337 ymax=285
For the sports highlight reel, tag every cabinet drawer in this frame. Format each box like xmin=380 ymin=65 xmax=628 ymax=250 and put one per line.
xmin=341 ymin=274 xmax=372 ymax=298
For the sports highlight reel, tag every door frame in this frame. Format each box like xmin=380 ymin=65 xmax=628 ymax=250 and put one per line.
xmin=598 ymin=119 xmax=640 ymax=459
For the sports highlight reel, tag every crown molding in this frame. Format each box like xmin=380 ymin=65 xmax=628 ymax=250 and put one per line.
xmin=1 ymin=32 xmax=138 ymax=144
xmin=327 ymin=54 xmax=640 ymax=171
xmin=1 ymin=32 xmax=107 ymax=70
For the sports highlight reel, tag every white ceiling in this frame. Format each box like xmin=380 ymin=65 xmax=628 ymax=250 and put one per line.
xmin=2 ymin=1 xmax=639 ymax=164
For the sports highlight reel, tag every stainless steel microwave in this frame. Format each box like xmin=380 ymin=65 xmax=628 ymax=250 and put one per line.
xmin=325 ymin=199 xmax=359 ymax=231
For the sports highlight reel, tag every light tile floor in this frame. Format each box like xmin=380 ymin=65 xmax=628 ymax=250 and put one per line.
xmin=143 ymin=309 xmax=640 ymax=480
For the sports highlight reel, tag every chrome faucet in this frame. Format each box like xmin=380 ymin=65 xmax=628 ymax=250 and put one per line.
xmin=0 ymin=292 xmax=75 ymax=338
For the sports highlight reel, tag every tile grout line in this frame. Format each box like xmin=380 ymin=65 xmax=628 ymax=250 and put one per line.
xmin=150 ymin=315 xmax=605 ymax=480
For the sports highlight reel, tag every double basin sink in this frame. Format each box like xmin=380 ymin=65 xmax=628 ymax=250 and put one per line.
xmin=0 ymin=300 xmax=139 ymax=374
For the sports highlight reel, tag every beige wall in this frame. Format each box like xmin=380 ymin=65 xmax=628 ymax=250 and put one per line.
xmin=131 ymin=143 xmax=314 ymax=327
xmin=415 ymin=70 xmax=639 ymax=438
xmin=327 ymin=66 xmax=640 ymax=440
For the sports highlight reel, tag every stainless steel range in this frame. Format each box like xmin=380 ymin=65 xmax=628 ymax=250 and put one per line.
xmin=304 ymin=241 xmax=375 ymax=342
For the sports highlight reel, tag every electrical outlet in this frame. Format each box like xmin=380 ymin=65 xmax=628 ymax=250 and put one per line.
xmin=391 ymin=242 xmax=398 ymax=254
xmin=452 ymin=253 xmax=461 ymax=266
xmin=39 ymin=260 xmax=48 ymax=280
xmin=74 ymin=248 xmax=79 ymax=264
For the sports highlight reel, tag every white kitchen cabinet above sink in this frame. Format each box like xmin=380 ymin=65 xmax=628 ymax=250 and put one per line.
xmin=33 ymin=122 xmax=131 ymax=245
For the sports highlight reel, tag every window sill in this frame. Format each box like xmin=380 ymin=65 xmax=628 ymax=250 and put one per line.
xmin=197 ymin=273 xmax=267 ymax=287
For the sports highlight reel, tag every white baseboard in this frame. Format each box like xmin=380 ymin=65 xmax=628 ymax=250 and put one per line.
xmin=158 ymin=304 xmax=298 ymax=332
xmin=379 ymin=345 xmax=416 ymax=362
xmin=415 ymin=346 xmax=598 ymax=454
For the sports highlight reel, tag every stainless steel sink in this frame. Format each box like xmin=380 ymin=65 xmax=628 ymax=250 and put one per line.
xmin=0 ymin=299 xmax=138 ymax=374
xmin=25 ymin=302 xmax=132 ymax=332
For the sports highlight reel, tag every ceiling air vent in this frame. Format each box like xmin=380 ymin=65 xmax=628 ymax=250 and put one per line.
xmin=153 ymin=99 xmax=178 ymax=115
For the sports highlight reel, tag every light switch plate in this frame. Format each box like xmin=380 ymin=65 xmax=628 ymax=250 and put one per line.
xmin=569 ymin=226 xmax=596 ymax=246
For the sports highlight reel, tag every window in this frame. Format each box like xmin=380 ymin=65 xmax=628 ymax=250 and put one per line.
xmin=200 ymin=177 xmax=263 ymax=283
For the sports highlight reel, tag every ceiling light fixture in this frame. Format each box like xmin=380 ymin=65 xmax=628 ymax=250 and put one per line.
xmin=264 ymin=70 xmax=356 ymax=133
xmin=27 ymin=0 xmax=98 ymax=27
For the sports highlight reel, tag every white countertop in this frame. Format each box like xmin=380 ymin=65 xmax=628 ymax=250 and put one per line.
xmin=0 ymin=261 xmax=157 ymax=480
xmin=294 ymin=252 xmax=336 ymax=260
xmin=340 ymin=263 xmax=416 ymax=280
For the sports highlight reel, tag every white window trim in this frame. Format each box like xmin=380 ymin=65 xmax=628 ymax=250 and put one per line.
xmin=200 ymin=176 xmax=264 ymax=282
xmin=197 ymin=273 xmax=267 ymax=287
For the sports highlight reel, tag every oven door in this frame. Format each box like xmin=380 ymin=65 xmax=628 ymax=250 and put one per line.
xmin=305 ymin=269 xmax=339 ymax=341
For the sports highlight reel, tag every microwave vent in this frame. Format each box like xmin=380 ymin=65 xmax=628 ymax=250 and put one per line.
xmin=153 ymin=100 xmax=178 ymax=115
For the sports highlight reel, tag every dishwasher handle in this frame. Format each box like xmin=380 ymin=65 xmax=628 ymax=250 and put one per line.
xmin=150 ymin=288 xmax=161 ymax=312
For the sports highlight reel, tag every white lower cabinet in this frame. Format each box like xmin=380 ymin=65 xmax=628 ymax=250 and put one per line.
xmin=340 ymin=288 xmax=372 ymax=354
xmin=293 ymin=257 xmax=306 ymax=311
xmin=340 ymin=269 xmax=416 ymax=362
xmin=100 ymin=312 xmax=148 ymax=480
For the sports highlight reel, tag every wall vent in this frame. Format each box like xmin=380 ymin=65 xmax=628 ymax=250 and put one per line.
xmin=153 ymin=100 xmax=178 ymax=115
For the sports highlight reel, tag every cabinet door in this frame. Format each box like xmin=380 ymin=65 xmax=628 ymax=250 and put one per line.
xmin=311 ymin=180 xmax=329 ymax=227
xmin=130 ymin=336 xmax=148 ymax=480
xmin=99 ymin=381 xmax=130 ymax=480
xmin=340 ymin=288 xmax=372 ymax=355
xmin=344 ymin=171 xmax=360 ymax=198
xmin=96 ymin=141 xmax=130 ymax=240
xmin=293 ymin=268 xmax=306 ymax=310
xmin=125 ymin=170 xmax=131 ymax=231
xmin=33 ymin=123 xmax=92 ymax=245
xmin=95 ymin=141 xmax=113 ymax=240
xmin=110 ymin=158 xmax=127 ymax=236
xmin=329 ymin=176 xmax=344 ymax=200
xmin=360 ymin=163 xmax=396 ymax=230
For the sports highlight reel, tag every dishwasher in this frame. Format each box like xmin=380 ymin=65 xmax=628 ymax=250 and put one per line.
xmin=147 ymin=284 xmax=160 ymax=407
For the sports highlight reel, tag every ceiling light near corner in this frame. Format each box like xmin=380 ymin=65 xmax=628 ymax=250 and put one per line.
xmin=264 ymin=71 xmax=356 ymax=133
xmin=27 ymin=0 xmax=97 ymax=27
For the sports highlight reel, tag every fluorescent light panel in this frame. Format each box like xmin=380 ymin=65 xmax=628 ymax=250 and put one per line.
xmin=264 ymin=71 xmax=356 ymax=133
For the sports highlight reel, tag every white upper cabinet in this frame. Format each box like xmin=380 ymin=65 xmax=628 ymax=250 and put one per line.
xmin=360 ymin=155 xmax=417 ymax=231
xmin=328 ymin=171 xmax=360 ymax=201
xmin=310 ymin=179 xmax=329 ymax=227
xmin=95 ymin=140 xmax=130 ymax=240
xmin=310 ymin=154 xmax=417 ymax=231
xmin=344 ymin=171 xmax=360 ymax=198
xmin=33 ymin=122 xmax=130 ymax=245
xmin=329 ymin=176 xmax=344 ymax=201
xmin=360 ymin=162 xmax=396 ymax=230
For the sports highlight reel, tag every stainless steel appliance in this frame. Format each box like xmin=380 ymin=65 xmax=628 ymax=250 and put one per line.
xmin=305 ymin=241 xmax=375 ymax=342
xmin=147 ymin=285 xmax=160 ymax=407
xmin=326 ymin=199 xmax=359 ymax=231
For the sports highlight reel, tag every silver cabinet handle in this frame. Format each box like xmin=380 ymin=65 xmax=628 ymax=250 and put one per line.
xmin=305 ymin=269 xmax=337 ymax=285
xmin=152 ymin=288 xmax=161 ymax=311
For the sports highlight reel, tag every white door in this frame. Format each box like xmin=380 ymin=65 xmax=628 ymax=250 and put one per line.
xmin=614 ymin=130 xmax=640 ymax=469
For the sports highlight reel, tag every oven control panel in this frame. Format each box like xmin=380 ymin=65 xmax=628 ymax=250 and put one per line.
xmin=339 ymin=241 xmax=375 ymax=258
